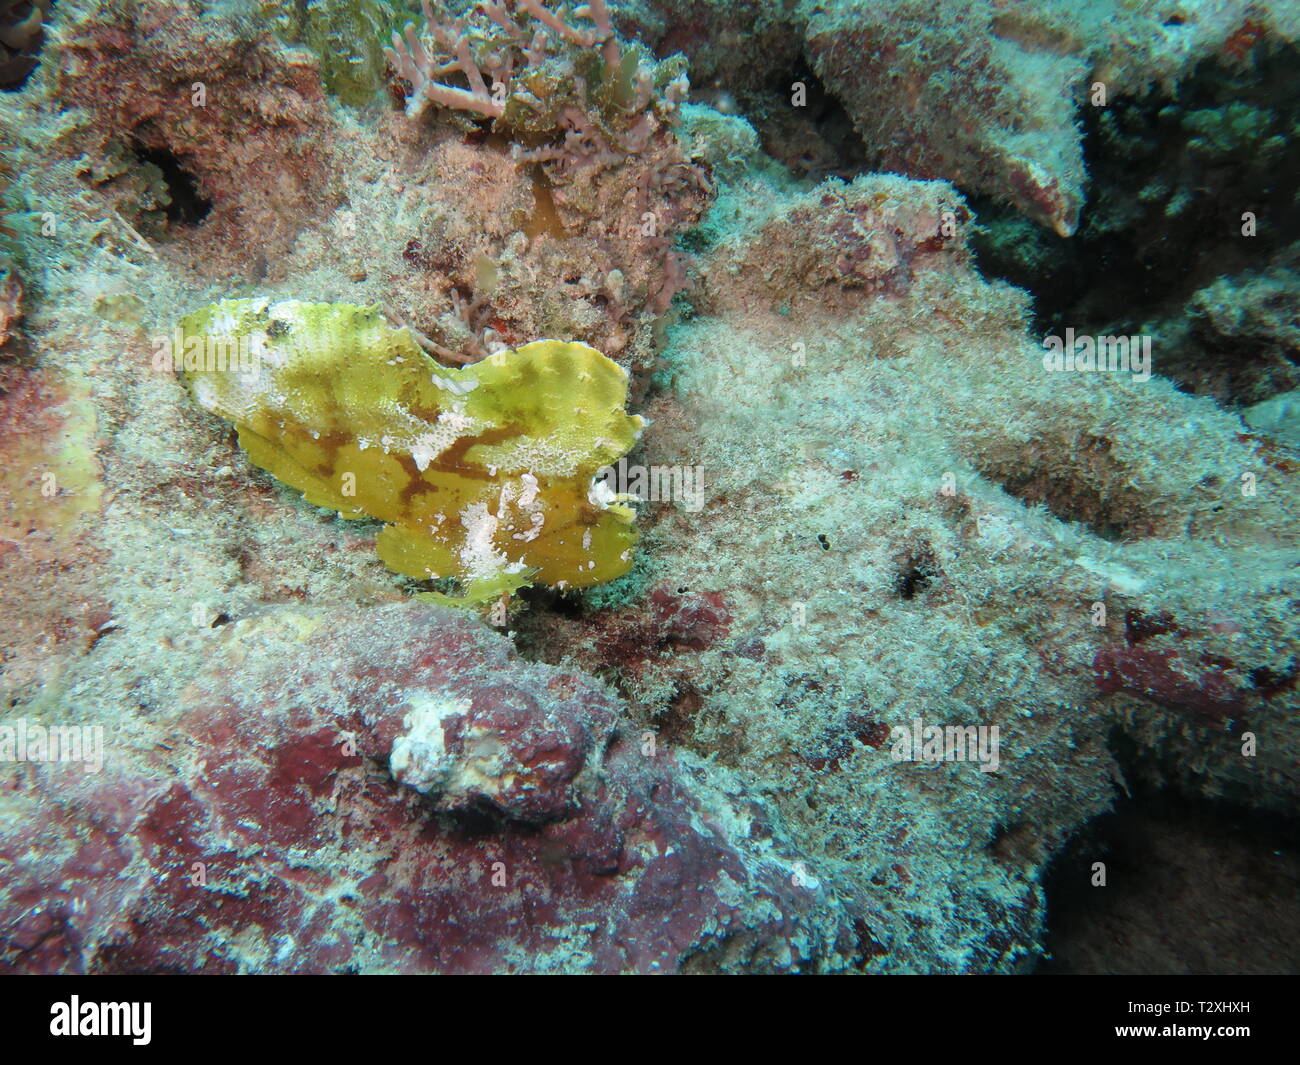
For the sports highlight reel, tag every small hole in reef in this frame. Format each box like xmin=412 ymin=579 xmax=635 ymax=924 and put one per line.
xmin=895 ymin=545 xmax=939 ymax=600
xmin=895 ymin=567 xmax=930 ymax=600
xmin=519 ymin=585 xmax=586 ymax=618
xmin=722 ymin=60 xmax=869 ymax=181
xmin=131 ymin=140 xmax=213 ymax=226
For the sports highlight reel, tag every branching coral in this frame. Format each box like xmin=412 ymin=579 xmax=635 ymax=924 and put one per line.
xmin=178 ymin=299 xmax=644 ymax=602
xmin=385 ymin=0 xmax=697 ymax=187
xmin=386 ymin=0 xmax=663 ymax=126
xmin=383 ymin=1 xmax=711 ymax=356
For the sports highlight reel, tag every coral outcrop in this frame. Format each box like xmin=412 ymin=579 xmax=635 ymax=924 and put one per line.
xmin=51 ymin=0 xmax=336 ymax=264
xmin=803 ymin=0 xmax=1088 ymax=237
xmin=0 ymin=603 xmax=852 ymax=972
xmin=383 ymin=0 xmax=709 ymax=361
xmin=621 ymin=0 xmax=1300 ymax=237
xmin=973 ymin=39 xmax=1300 ymax=408
xmin=521 ymin=121 xmax=1300 ymax=969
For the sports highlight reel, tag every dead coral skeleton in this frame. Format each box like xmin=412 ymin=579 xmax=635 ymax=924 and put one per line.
xmin=384 ymin=0 xmax=692 ymax=184
xmin=450 ymin=284 xmax=509 ymax=358
xmin=385 ymin=0 xmax=624 ymax=121
xmin=386 ymin=1 xmax=709 ymax=339
xmin=382 ymin=303 xmax=477 ymax=365
xmin=385 ymin=0 xmax=700 ymax=228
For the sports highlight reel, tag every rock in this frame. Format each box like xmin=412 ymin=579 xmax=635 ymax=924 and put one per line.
xmin=1245 ymin=390 xmax=1300 ymax=447
xmin=0 ymin=602 xmax=854 ymax=973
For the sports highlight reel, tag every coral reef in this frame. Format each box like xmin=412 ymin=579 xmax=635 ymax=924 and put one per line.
xmin=383 ymin=0 xmax=708 ymax=358
xmin=263 ymin=0 xmax=412 ymax=107
xmin=972 ymin=38 xmax=1300 ymax=407
xmin=386 ymin=0 xmax=677 ymax=130
xmin=51 ymin=0 xmax=336 ymax=265
xmin=622 ymin=0 xmax=1300 ymax=237
xmin=803 ymin=0 xmax=1088 ymax=236
xmin=0 ymin=0 xmax=1294 ymax=976
xmin=520 ymin=124 xmax=1300 ymax=968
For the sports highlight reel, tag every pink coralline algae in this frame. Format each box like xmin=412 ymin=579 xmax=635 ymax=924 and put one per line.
xmin=591 ymin=584 xmax=732 ymax=674
xmin=1093 ymin=607 xmax=1255 ymax=725
xmin=0 ymin=603 xmax=852 ymax=973
xmin=1093 ymin=645 xmax=1248 ymax=725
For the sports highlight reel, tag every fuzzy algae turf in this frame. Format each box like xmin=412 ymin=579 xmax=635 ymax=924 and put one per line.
xmin=178 ymin=299 xmax=643 ymax=600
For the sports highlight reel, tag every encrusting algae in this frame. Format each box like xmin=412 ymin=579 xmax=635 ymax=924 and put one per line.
xmin=176 ymin=299 xmax=643 ymax=602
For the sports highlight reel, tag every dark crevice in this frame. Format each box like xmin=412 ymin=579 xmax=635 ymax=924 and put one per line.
xmin=0 ymin=0 xmax=51 ymax=91
xmin=894 ymin=547 xmax=938 ymax=600
xmin=706 ymin=61 xmax=869 ymax=182
xmin=1039 ymin=783 xmax=1300 ymax=974
xmin=517 ymin=584 xmax=586 ymax=620
xmin=973 ymin=433 xmax=1158 ymax=541
xmin=970 ymin=43 xmax=1300 ymax=408
xmin=131 ymin=141 xmax=213 ymax=227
